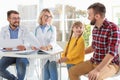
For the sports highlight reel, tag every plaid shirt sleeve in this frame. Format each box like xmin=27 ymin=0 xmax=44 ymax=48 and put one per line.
xmin=108 ymin=24 xmax=119 ymax=56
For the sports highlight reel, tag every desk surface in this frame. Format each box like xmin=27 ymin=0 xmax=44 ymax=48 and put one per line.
xmin=0 ymin=51 xmax=48 ymax=58
xmin=0 ymin=44 xmax=63 ymax=80
xmin=0 ymin=45 xmax=63 ymax=59
xmin=0 ymin=50 xmax=62 ymax=59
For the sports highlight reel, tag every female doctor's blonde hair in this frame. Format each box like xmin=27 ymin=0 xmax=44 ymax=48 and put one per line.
xmin=38 ymin=8 xmax=53 ymax=25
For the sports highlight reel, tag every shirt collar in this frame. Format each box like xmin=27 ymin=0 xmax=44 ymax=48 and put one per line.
xmin=9 ymin=26 xmax=19 ymax=31
xmin=39 ymin=24 xmax=51 ymax=28
xmin=102 ymin=19 xmax=109 ymax=27
xmin=94 ymin=19 xmax=109 ymax=29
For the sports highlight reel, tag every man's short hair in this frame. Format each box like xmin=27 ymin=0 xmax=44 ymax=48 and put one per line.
xmin=7 ymin=10 xmax=19 ymax=18
xmin=87 ymin=2 xmax=106 ymax=17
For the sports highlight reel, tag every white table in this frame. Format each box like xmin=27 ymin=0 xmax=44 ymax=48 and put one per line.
xmin=0 ymin=45 xmax=63 ymax=80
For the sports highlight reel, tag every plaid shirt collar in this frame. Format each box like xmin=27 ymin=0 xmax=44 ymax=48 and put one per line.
xmin=94 ymin=19 xmax=109 ymax=29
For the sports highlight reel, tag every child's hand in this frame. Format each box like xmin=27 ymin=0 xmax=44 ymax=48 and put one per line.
xmin=57 ymin=59 xmax=60 ymax=63
xmin=58 ymin=57 xmax=68 ymax=63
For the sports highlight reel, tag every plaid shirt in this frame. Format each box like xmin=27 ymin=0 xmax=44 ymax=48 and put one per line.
xmin=90 ymin=19 xmax=120 ymax=66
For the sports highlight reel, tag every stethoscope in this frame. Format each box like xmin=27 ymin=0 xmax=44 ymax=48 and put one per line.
xmin=35 ymin=25 xmax=53 ymax=36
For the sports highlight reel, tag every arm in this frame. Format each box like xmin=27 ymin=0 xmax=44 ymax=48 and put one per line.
xmin=24 ymin=27 xmax=40 ymax=49
xmin=88 ymin=25 xmax=119 ymax=80
xmin=49 ymin=26 xmax=57 ymax=49
xmin=88 ymin=54 xmax=114 ymax=80
xmin=85 ymin=45 xmax=94 ymax=54
xmin=94 ymin=54 xmax=114 ymax=72
xmin=40 ymin=26 xmax=57 ymax=50
xmin=94 ymin=26 xmax=119 ymax=72
xmin=67 ymin=36 xmax=85 ymax=61
xmin=58 ymin=44 xmax=68 ymax=63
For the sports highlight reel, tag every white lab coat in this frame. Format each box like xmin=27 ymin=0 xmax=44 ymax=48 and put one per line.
xmin=0 ymin=25 xmax=40 ymax=49
xmin=0 ymin=25 xmax=41 ymax=78
xmin=35 ymin=25 xmax=58 ymax=65
xmin=35 ymin=25 xmax=56 ymax=48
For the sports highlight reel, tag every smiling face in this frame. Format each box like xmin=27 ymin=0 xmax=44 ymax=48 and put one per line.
xmin=38 ymin=9 xmax=53 ymax=25
xmin=41 ymin=12 xmax=52 ymax=25
xmin=8 ymin=13 xmax=20 ymax=29
xmin=87 ymin=3 xmax=106 ymax=26
xmin=88 ymin=8 xmax=96 ymax=25
xmin=72 ymin=23 xmax=84 ymax=37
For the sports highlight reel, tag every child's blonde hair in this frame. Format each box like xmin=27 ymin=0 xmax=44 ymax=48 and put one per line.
xmin=65 ymin=21 xmax=83 ymax=56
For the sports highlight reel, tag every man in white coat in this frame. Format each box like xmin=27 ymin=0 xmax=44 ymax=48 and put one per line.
xmin=0 ymin=10 xmax=39 ymax=80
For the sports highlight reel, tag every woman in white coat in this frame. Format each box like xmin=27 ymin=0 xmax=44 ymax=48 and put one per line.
xmin=34 ymin=9 xmax=58 ymax=80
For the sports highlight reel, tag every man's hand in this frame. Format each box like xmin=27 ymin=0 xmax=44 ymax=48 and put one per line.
xmin=4 ymin=48 xmax=12 ymax=51
xmin=17 ymin=45 xmax=26 ymax=51
xmin=85 ymin=45 xmax=94 ymax=54
xmin=88 ymin=54 xmax=114 ymax=80
xmin=88 ymin=69 xmax=100 ymax=80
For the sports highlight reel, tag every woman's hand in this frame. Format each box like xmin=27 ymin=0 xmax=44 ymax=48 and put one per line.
xmin=40 ymin=46 xmax=48 ymax=50
xmin=31 ymin=46 xmax=38 ymax=50
xmin=40 ymin=45 xmax=52 ymax=51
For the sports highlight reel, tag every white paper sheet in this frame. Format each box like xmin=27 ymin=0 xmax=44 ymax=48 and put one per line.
xmin=0 ymin=39 xmax=23 ymax=48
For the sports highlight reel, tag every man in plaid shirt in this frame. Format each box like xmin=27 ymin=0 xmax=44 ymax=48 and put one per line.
xmin=69 ymin=2 xmax=120 ymax=80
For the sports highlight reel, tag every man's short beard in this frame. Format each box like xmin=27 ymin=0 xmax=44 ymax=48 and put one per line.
xmin=90 ymin=19 xmax=96 ymax=25
xmin=11 ymin=24 xmax=19 ymax=28
xmin=10 ymin=22 xmax=19 ymax=28
xmin=13 ymin=25 xmax=19 ymax=27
